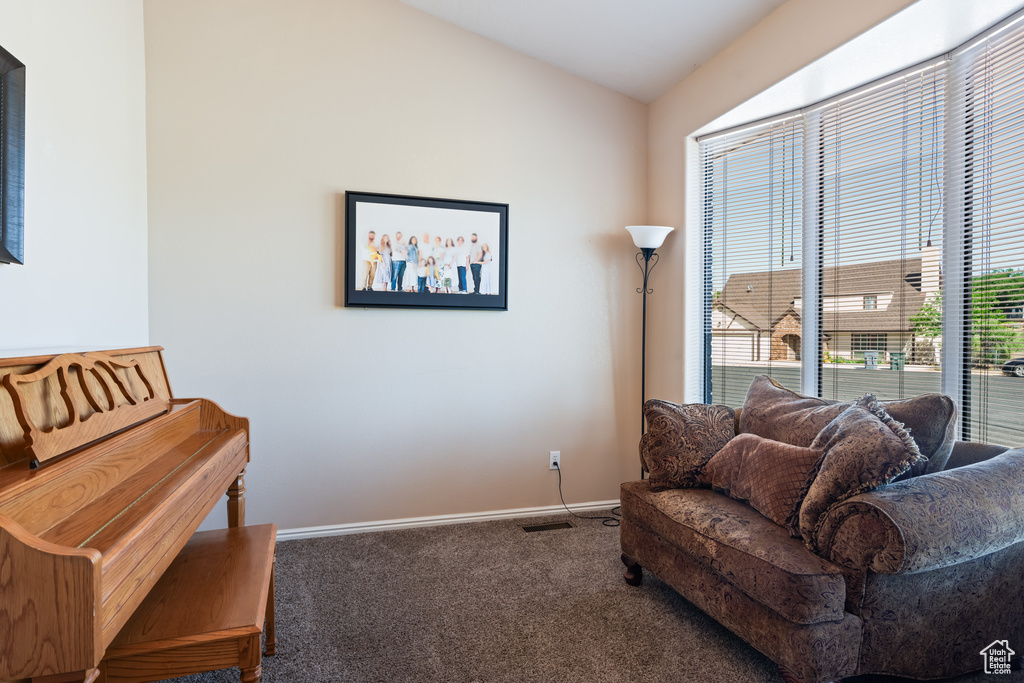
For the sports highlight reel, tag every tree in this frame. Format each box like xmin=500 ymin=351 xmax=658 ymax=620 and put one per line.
xmin=971 ymin=286 xmax=1024 ymax=365
xmin=912 ymin=271 xmax=1024 ymax=366
xmin=910 ymin=291 xmax=942 ymax=339
xmin=974 ymin=268 xmax=1024 ymax=317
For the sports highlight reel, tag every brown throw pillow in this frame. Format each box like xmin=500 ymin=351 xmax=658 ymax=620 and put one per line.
xmin=699 ymin=433 xmax=824 ymax=533
xmin=799 ymin=395 xmax=924 ymax=549
xmin=738 ymin=375 xmax=956 ymax=475
xmin=738 ymin=375 xmax=850 ymax=447
xmin=883 ymin=394 xmax=957 ymax=476
xmin=640 ymin=400 xmax=735 ymax=491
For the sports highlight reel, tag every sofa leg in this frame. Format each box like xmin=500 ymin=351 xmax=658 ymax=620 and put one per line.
xmin=621 ymin=553 xmax=643 ymax=586
xmin=778 ymin=665 xmax=842 ymax=683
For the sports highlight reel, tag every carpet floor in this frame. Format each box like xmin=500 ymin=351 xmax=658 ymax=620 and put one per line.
xmin=169 ymin=511 xmax=1020 ymax=683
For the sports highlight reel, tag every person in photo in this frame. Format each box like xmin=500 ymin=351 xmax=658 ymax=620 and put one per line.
xmin=426 ymin=256 xmax=438 ymax=292
xmin=442 ymin=238 xmax=457 ymax=293
xmin=480 ymin=243 xmax=495 ymax=294
xmin=405 ymin=236 xmax=420 ymax=292
xmin=372 ymin=234 xmax=392 ymax=291
xmin=469 ymin=233 xmax=484 ymax=294
xmin=433 ymin=235 xmax=444 ymax=266
xmin=420 ymin=232 xmax=433 ymax=265
xmin=361 ymin=230 xmax=379 ymax=291
xmin=391 ymin=231 xmax=408 ymax=291
xmin=456 ymin=236 xmax=469 ymax=293
xmin=417 ymin=257 xmax=428 ymax=293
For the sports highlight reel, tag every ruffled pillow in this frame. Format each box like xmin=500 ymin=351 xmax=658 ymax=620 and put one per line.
xmin=800 ymin=394 xmax=924 ymax=549
xmin=639 ymin=400 xmax=735 ymax=491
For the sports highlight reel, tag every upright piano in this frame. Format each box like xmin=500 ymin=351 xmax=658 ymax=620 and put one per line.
xmin=0 ymin=347 xmax=261 ymax=682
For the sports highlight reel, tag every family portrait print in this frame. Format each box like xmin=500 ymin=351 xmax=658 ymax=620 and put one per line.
xmin=345 ymin=193 xmax=508 ymax=311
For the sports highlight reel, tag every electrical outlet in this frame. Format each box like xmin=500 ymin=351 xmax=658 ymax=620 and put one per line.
xmin=549 ymin=451 xmax=561 ymax=470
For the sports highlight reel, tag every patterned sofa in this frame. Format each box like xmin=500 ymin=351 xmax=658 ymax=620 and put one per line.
xmin=620 ymin=384 xmax=1024 ymax=683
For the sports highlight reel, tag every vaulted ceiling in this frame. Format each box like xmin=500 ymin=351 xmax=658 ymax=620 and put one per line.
xmin=398 ymin=0 xmax=788 ymax=102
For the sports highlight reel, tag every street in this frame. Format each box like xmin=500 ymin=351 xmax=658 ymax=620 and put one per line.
xmin=711 ymin=364 xmax=1024 ymax=447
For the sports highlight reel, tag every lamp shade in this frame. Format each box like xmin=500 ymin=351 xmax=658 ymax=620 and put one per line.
xmin=625 ymin=225 xmax=674 ymax=250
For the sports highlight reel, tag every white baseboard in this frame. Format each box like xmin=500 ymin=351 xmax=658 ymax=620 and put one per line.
xmin=276 ymin=499 xmax=621 ymax=542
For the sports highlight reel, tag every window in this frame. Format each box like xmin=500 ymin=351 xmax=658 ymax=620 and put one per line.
xmin=818 ymin=63 xmax=944 ymax=400
xmin=851 ymin=333 xmax=887 ymax=352
xmin=699 ymin=9 xmax=1024 ymax=447
xmin=947 ymin=21 xmax=1024 ymax=444
xmin=703 ymin=118 xmax=802 ymax=406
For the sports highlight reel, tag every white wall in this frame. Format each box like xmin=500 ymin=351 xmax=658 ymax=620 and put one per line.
xmin=0 ymin=1 xmax=149 ymax=353
xmin=144 ymin=0 xmax=648 ymax=530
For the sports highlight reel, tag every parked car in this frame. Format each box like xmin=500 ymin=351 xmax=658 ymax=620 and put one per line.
xmin=1002 ymin=357 xmax=1024 ymax=377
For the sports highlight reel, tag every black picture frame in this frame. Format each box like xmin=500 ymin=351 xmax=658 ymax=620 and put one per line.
xmin=345 ymin=192 xmax=508 ymax=310
xmin=0 ymin=44 xmax=25 ymax=265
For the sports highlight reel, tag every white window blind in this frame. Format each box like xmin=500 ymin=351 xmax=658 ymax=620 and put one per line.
xmin=698 ymin=7 xmax=1024 ymax=447
xmin=948 ymin=21 xmax=1024 ymax=446
xmin=817 ymin=63 xmax=946 ymax=402
xmin=702 ymin=118 xmax=803 ymax=406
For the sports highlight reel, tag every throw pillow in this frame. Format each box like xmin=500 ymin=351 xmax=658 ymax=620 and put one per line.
xmin=882 ymin=394 xmax=957 ymax=476
xmin=738 ymin=375 xmax=849 ymax=447
xmin=738 ymin=375 xmax=956 ymax=475
xmin=799 ymin=395 xmax=924 ymax=549
xmin=699 ymin=433 xmax=824 ymax=533
xmin=640 ymin=400 xmax=735 ymax=491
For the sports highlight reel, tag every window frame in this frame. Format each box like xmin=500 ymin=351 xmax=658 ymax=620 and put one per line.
xmin=0 ymin=43 xmax=24 ymax=265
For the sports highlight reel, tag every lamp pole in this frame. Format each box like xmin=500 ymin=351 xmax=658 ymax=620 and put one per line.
xmin=636 ymin=247 xmax=658 ymax=441
xmin=625 ymin=225 xmax=673 ymax=481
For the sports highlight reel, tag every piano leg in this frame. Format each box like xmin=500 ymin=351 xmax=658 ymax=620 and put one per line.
xmin=228 ymin=470 xmax=246 ymax=527
xmin=239 ymin=633 xmax=262 ymax=682
xmin=264 ymin=555 xmax=277 ymax=656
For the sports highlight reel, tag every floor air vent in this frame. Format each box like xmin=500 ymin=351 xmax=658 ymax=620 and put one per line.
xmin=522 ymin=522 xmax=573 ymax=532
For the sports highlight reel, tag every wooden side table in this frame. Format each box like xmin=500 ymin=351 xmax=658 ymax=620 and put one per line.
xmin=98 ymin=524 xmax=277 ymax=683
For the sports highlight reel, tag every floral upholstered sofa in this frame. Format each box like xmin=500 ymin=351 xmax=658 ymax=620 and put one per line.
xmin=619 ymin=375 xmax=1024 ymax=683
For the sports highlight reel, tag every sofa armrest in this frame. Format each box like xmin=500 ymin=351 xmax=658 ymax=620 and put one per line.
xmin=816 ymin=446 xmax=1024 ymax=574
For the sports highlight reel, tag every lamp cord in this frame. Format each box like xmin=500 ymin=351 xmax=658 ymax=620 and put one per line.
xmin=553 ymin=462 xmax=620 ymax=527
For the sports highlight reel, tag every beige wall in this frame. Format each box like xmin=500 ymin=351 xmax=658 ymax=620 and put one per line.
xmin=0 ymin=1 xmax=149 ymax=352
xmin=0 ymin=0 xmax=927 ymax=529
xmin=645 ymin=0 xmax=918 ymax=404
xmin=144 ymin=0 xmax=648 ymax=529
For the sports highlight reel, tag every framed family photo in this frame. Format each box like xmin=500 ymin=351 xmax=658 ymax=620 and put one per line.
xmin=344 ymin=192 xmax=509 ymax=311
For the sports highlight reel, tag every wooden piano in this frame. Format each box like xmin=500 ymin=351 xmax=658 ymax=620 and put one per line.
xmin=0 ymin=347 xmax=274 ymax=683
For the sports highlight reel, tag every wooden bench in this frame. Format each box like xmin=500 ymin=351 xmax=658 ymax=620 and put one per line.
xmin=98 ymin=524 xmax=277 ymax=683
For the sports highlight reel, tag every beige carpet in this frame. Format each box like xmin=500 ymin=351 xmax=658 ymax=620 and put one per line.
xmin=169 ymin=511 xmax=1020 ymax=683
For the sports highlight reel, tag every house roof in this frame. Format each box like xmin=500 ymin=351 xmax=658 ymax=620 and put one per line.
xmin=716 ymin=257 xmax=926 ymax=333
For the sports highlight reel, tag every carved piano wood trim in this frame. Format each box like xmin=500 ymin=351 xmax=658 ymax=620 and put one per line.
xmin=0 ymin=347 xmax=165 ymax=370
xmin=1 ymin=352 xmax=170 ymax=469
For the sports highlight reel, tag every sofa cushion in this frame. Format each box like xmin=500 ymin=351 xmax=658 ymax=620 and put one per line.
xmin=799 ymin=395 xmax=924 ymax=549
xmin=739 ymin=375 xmax=848 ymax=447
xmin=699 ymin=433 xmax=823 ymax=533
xmin=882 ymin=393 xmax=957 ymax=475
xmin=738 ymin=375 xmax=956 ymax=475
xmin=639 ymin=400 xmax=735 ymax=490
xmin=621 ymin=480 xmax=848 ymax=625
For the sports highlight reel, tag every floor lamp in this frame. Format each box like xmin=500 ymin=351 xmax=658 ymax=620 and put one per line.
xmin=626 ymin=225 xmax=674 ymax=479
